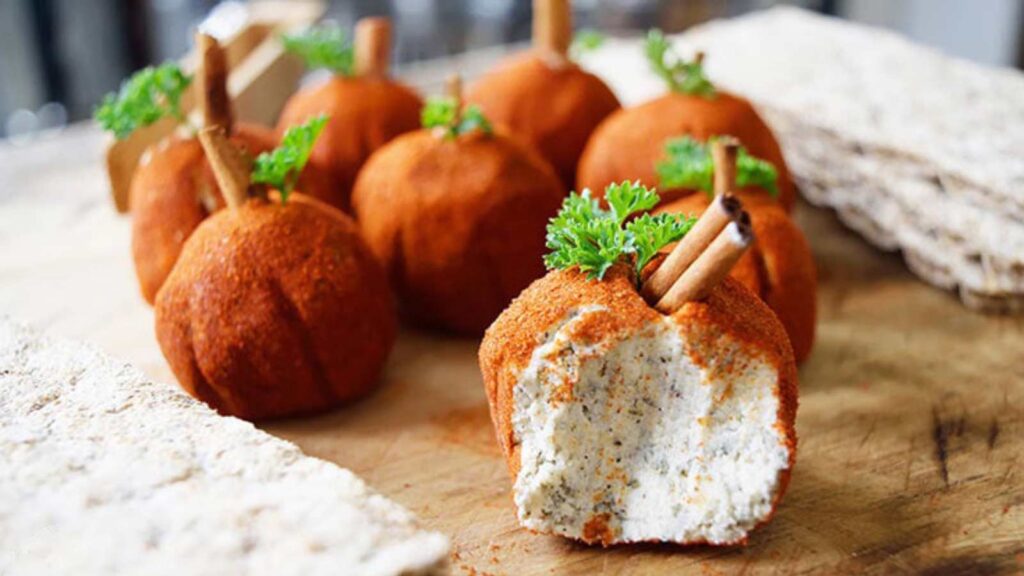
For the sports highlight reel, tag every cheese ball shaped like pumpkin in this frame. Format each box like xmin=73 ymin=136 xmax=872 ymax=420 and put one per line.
xmin=657 ymin=193 xmax=816 ymax=363
xmin=577 ymin=92 xmax=795 ymax=210
xmin=154 ymin=194 xmax=397 ymax=421
xmin=480 ymin=266 xmax=798 ymax=546
xmin=351 ymin=130 xmax=566 ymax=335
xmin=466 ymin=53 xmax=621 ymax=189
xmin=129 ymin=125 xmax=338 ymax=304
xmin=276 ymin=77 xmax=423 ymax=209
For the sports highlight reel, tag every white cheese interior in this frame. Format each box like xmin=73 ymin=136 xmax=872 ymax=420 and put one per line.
xmin=512 ymin=306 xmax=789 ymax=545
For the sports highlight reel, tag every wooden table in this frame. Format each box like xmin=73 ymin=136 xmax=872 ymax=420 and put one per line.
xmin=2 ymin=118 xmax=1022 ymax=574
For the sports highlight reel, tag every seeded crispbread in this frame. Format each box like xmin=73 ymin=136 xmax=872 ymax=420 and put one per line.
xmin=0 ymin=319 xmax=448 ymax=576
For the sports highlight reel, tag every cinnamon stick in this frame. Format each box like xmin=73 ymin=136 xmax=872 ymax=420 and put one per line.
xmin=640 ymin=194 xmax=741 ymax=303
xmin=712 ymin=136 xmax=739 ymax=197
xmin=655 ymin=211 xmax=753 ymax=312
xmin=354 ymin=17 xmax=391 ymax=77
xmin=533 ymin=0 xmax=571 ymax=59
xmin=446 ymin=73 xmax=463 ymax=120
xmin=197 ymin=126 xmax=251 ymax=209
xmin=196 ymin=32 xmax=233 ymax=132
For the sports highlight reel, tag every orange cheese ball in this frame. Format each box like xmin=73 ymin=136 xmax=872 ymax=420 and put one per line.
xmin=129 ymin=124 xmax=336 ymax=304
xmin=352 ymin=129 xmax=565 ymax=335
xmin=466 ymin=53 xmax=620 ymax=189
xmin=656 ymin=194 xmax=817 ymax=363
xmin=578 ymin=91 xmax=795 ymax=211
xmin=276 ymin=77 xmax=423 ymax=210
xmin=480 ymin=266 xmax=798 ymax=545
xmin=155 ymin=194 xmax=396 ymax=421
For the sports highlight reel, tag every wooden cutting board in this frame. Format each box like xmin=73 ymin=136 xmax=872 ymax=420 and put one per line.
xmin=1 ymin=122 xmax=1021 ymax=574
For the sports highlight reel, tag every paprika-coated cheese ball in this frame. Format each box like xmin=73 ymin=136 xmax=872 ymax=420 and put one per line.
xmin=129 ymin=125 xmax=338 ymax=304
xmin=276 ymin=77 xmax=422 ymax=209
xmin=351 ymin=128 xmax=565 ymax=336
xmin=276 ymin=18 xmax=423 ymax=210
xmin=466 ymin=0 xmax=621 ymax=189
xmin=479 ymin=266 xmax=798 ymax=545
xmin=467 ymin=53 xmax=620 ymax=189
xmin=122 ymin=33 xmax=338 ymax=304
xmin=578 ymin=92 xmax=794 ymax=210
xmin=577 ymin=31 xmax=794 ymax=210
xmin=155 ymin=193 xmax=397 ymax=421
xmin=657 ymin=193 xmax=816 ymax=363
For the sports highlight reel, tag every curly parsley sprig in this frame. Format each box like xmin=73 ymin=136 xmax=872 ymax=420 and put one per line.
xmin=656 ymin=136 xmax=778 ymax=197
xmin=645 ymin=29 xmax=714 ymax=98
xmin=251 ymin=115 xmax=327 ymax=202
xmin=544 ymin=182 xmax=696 ymax=281
xmin=281 ymin=25 xmax=354 ymax=75
xmin=569 ymin=29 xmax=605 ymax=61
xmin=94 ymin=63 xmax=192 ymax=139
xmin=421 ymin=97 xmax=492 ymax=139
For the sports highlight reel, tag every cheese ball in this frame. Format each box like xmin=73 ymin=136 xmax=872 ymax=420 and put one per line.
xmin=577 ymin=92 xmax=795 ymax=210
xmin=466 ymin=54 xmax=620 ymax=189
xmin=351 ymin=130 xmax=565 ymax=335
xmin=479 ymin=265 xmax=798 ymax=546
xmin=155 ymin=194 xmax=396 ymax=421
xmin=276 ymin=77 xmax=423 ymax=210
xmin=129 ymin=125 xmax=337 ymax=304
xmin=657 ymin=194 xmax=817 ymax=364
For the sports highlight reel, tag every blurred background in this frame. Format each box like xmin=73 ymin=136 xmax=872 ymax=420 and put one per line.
xmin=1 ymin=0 xmax=1022 ymax=141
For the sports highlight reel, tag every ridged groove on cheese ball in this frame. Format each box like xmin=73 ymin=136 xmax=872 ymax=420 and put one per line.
xmin=466 ymin=53 xmax=621 ymax=189
xmin=658 ymin=194 xmax=817 ymax=364
xmin=155 ymin=194 xmax=396 ymax=421
xmin=480 ymin=266 xmax=797 ymax=546
xmin=351 ymin=129 xmax=566 ymax=335
xmin=576 ymin=92 xmax=795 ymax=210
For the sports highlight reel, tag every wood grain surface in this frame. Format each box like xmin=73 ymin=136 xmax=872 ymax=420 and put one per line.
xmin=1 ymin=122 xmax=1022 ymax=574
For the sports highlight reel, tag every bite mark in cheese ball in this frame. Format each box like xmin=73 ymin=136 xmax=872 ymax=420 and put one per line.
xmin=480 ymin=182 xmax=797 ymax=546
xmin=480 ymin=267 xmax=798 ymax=546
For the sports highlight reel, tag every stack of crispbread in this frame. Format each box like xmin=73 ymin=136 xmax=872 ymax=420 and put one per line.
xmin=0 ymin=320 xmax=448 ymax=575
xmin=585 ymin=7 xmax=1024 ymax=312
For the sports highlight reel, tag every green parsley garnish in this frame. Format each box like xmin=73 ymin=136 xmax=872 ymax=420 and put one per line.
xmin=251 ymin=115 xmax=328 ymax=202
xmin=656 ymin=136 xmax=778 ymax=197
xmin=421 ymin=97 xmax=492 ymax=139
xmin=645 ymin=29 xmax=714 ymax=97
xmin=281 ymin=25 xmax=354 ymax=75
xmin=569 ymin=29 xmax=605 ymax=60
xmin=94 ymin=63 xmax=192 ymax=139
xmin=544 ymin=181 xmax=696 ymax=281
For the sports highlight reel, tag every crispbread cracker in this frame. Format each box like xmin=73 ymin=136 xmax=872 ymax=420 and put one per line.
xmin=583 ymin=7 xmax=1024 ymax=311
xmin=0 ymin=319 xmax=448 ymax=576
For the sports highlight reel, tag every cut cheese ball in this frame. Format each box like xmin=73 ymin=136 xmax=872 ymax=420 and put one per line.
xmin=480 ymin=266 xmax=797 ymax=546
xmin=0 ymin=320 xmax=448 ymax=575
